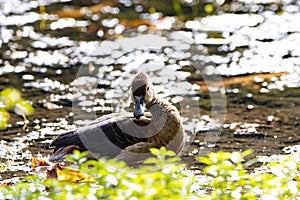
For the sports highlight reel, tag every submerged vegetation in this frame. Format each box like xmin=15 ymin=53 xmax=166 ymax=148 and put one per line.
xmin=1 ymin=147 xmax=300 ymax=199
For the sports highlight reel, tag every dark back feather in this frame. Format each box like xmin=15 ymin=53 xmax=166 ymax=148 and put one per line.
xmin=49 ymin=113 xmax=150 ymax=161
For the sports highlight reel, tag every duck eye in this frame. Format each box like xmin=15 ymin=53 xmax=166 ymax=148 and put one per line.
xmin=146 ymin=86 xmax=149 ymax=91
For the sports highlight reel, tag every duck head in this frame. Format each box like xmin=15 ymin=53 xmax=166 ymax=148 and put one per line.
xmin=131 ymin=72 xmax=155 ymax=119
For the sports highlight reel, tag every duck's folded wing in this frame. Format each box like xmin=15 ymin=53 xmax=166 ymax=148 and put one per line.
xmin=49 ymin=113 xmax=150 ymax=161
xmin=49 ymin=113 xmax=123 ymax=153
xmin=50 ymin=130 xmax=85 ymax=153
xmin=48 ymin=128 xmax=88 ymax=162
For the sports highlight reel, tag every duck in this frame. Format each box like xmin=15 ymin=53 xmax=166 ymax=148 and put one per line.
xmin=49 ymin=72 xmax=185 ymax=166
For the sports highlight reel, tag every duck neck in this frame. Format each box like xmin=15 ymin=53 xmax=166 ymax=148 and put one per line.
xmin=147 ymin=96 xmax=178 ymax=117
xmin=145 ymin=95 xmax=161 ymax=110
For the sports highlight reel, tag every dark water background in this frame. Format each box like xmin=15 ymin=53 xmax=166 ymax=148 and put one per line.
xmin=0 ymin=0 xmax=299 ymax=180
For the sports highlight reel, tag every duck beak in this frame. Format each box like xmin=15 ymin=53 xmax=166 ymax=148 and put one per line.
xmin=133 ymin=96 xmax=145 ymax=119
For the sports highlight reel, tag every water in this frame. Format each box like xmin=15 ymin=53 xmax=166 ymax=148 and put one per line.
xmin=0 ymin=0 xmax=299 ymax=180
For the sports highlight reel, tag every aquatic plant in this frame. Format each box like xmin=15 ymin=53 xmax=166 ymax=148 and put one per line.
xmin=0 ymin=88 xmax=34 ymax=130
xmin=1 ymin=147 xmax=300 ymax=199
xmin=197 ymin=150 xmax=300 ymax=199
xmin=0 ymin=147 xmax=194 ymax=199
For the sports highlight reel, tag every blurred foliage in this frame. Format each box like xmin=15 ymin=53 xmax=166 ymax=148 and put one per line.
xmin=146 ymin=0 xmax=219 ymax=17
xmin=0 ymin=109 xmax=9 ymax=130
xmin=145 ymin=0 xmax=219 ymax=17
xmin=0 ymin=88 xmax=34 ymax=130
xmin=1 ymin=147 xmax=300 ymax=199
xmin=197 ymin=150 xmax=300 ymax=199
xmin=0 ymin=147 xmax=194 ymax=199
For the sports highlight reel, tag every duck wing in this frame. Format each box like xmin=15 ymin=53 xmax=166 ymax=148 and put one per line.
xmin=49 ymin=113 xmax=150 ymax=162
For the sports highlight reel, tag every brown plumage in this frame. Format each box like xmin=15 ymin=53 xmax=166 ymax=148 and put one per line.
xmin=49 ymin=72 xmax=185 ymax=166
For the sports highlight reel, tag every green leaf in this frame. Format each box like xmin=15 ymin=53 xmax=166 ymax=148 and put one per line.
xmin=204 ymin=3 xmax=214 ymax=13
xmin=197 ymin=157 xmax=213 ymax=165
xmin=0 ymin=109 xmax=10 ymax=130
xmin=165 ymin=150 xmax=176 ymax=157
xmin=241 ymin=149 xmax=253 ymax=157
xmin=144 ymin=157 xmax=160 ymax=165
xmin=0 ymin=88 xmax=22 ymax=109
xmin=149 ymin=148 xmax=160 ymax=156
xmin=165 ymin=157 xmax=181 ymax=164
xmin=13 ymin=99 xmax=34 ymax=116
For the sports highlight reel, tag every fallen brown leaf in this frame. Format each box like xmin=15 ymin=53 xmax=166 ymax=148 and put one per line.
xmin=31 ymin=157 xmax=96 ymax=183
